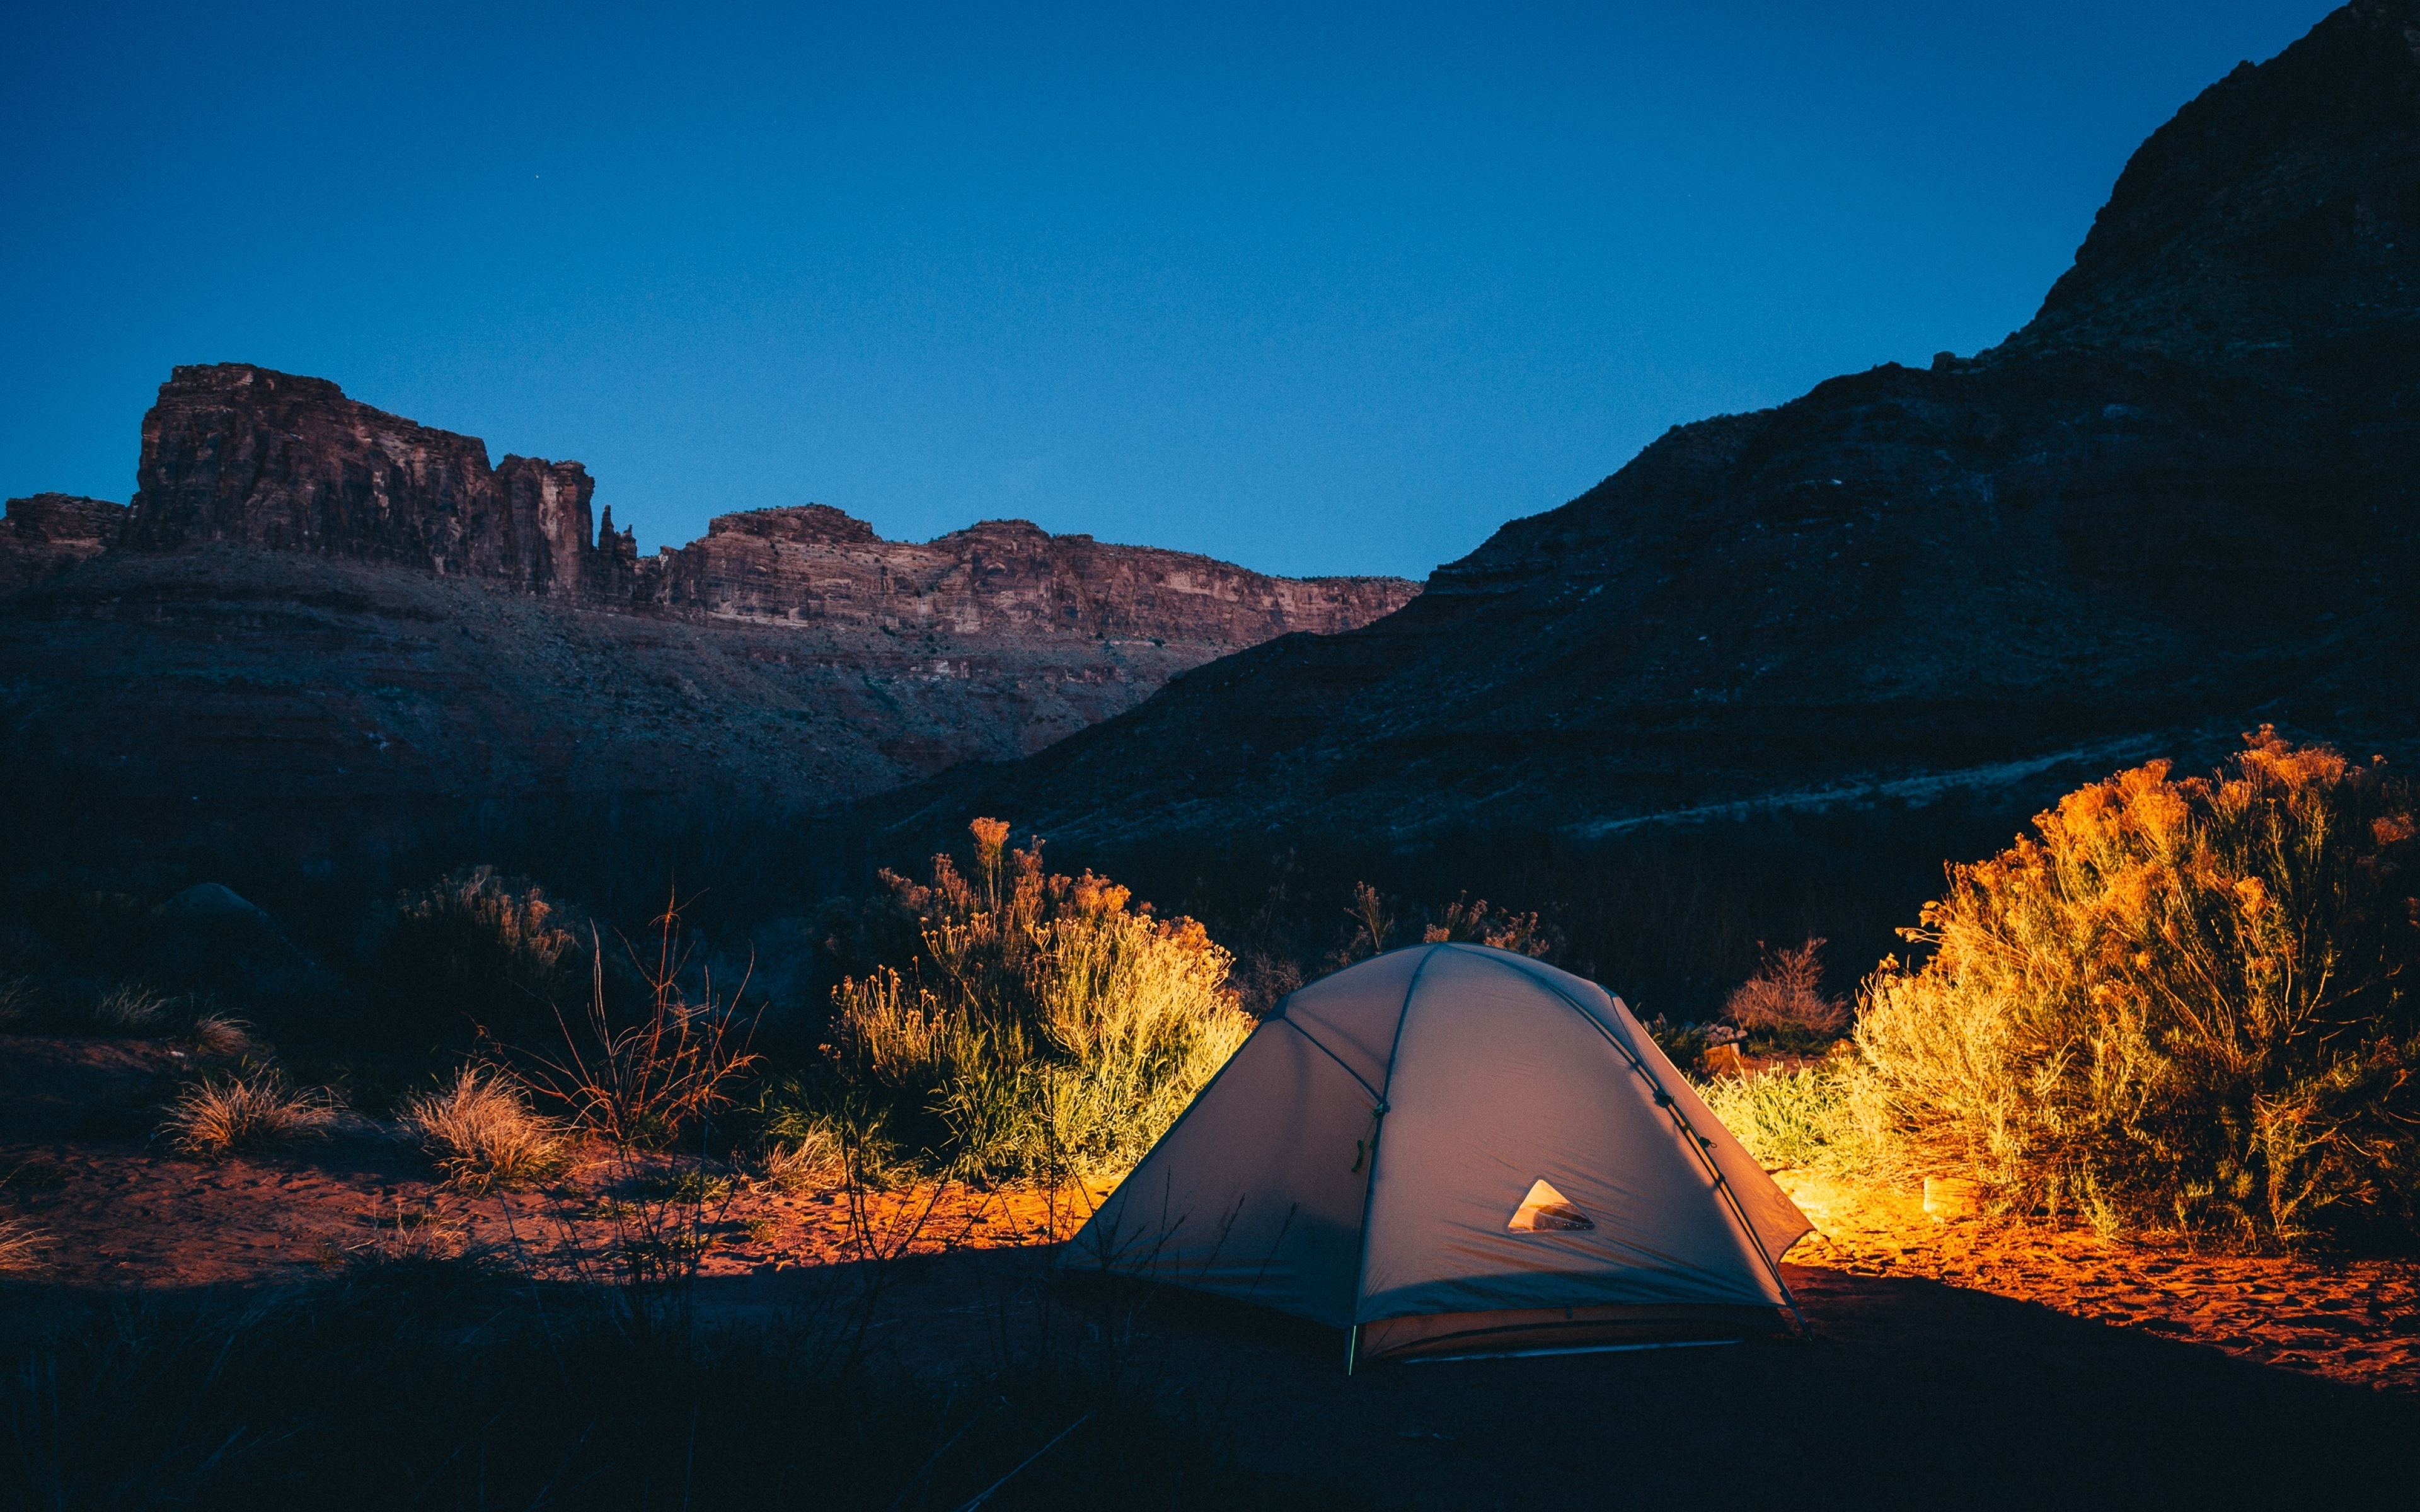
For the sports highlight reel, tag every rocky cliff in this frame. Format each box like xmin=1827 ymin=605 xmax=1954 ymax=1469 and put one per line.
xmin=126 ymin=365 xmax=606 ymax=595
xmin=654 ymin=505 xmax=1410 ymax=648
xmin=0 ymin=494 xmax=126 ymax=592
xmin=0 ymin=369 xmax=1415 ymax=857
xmin=881 ymin=0 xmax=2420 ymax=848
xmin=115 ymin=363 xmax=1416 ymax=654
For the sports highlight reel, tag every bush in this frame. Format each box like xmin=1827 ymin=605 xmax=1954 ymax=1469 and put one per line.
xmin=1852 ymin=731 xmax=2420 ymax=1244
xmin=1699 ymin=1062 xmax=1870 ymax=1178
xmin=398 ymin=1066 xmax=568 ymax=1191
xmin=158 ymin=1070 xmax=335 ymax=1158
xmin=815 ymin=818 xmax=1250 ymax=1182
xmin=1724 ymin=937 xmax=1849 ymax=1044
xmin=381 ymin=866 xmax=582 ymax=1037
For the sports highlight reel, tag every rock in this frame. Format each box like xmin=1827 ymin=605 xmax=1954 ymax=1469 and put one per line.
xmin=110 ymin=362 xmax=1418 ymax=648
xmin=151 ymin=883 xmax=270 ymax=921
xmin=0 ymin=494 xmax=127 ymax=592
xmin=123 ymin=364 xmax=603 ymax=595
xmin=654 ymin=507 xmax=1414 ymax=646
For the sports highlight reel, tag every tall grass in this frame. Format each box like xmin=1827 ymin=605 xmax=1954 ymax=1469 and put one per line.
xmin=810 ymin=818 xmax=1250 ymax=1181
xmin=1700 ymin=1063 xmax=1872 ymax=1179
xmin=0 ymin=1217 xmax=45 ymax=1271
xmin=1852 ymin=731 xmax=2420 ymax=1244
xmin=508 ymin=891 xmax=762 ymax=1151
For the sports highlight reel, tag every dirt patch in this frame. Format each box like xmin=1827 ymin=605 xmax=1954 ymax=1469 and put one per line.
xmin=1775 ymin=1169 xmax=2420 ymax=1394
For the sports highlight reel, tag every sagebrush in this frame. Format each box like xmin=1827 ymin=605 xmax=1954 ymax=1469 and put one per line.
xmin=384 ymin=866 xmax=581 ymax=1036
xmin=810 ymin=818 xmax=1250 ymax=1181
xmin=1852 ymin=731 xmax=2420 ymax=1244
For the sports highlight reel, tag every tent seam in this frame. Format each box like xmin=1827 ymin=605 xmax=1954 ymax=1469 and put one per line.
xmin=1479 ymin=949 xmax=1809 ymax=1329
xmin=1345 ymin=944 xmax=1442 ymax=1336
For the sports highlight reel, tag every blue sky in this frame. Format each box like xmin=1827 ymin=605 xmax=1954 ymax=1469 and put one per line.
xmin=1 ymin=2 xmax=2330 ymax=580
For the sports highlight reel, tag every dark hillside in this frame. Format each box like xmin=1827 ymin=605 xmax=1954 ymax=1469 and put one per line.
xmin=873 ymin=0 xmax=2420 ymax=856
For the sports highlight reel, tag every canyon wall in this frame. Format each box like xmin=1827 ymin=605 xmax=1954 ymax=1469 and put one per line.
xmin=106 ymin=363 xmax=1417 ymax=650
xmin=0 ymin=494 xmax=127 ymax=592
xmin=0 ymin=367 xmax=1418 ymax=852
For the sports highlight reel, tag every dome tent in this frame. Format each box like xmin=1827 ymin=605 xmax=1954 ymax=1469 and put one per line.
xmin=1065 ymin=943 xmax=1813 ymax=1368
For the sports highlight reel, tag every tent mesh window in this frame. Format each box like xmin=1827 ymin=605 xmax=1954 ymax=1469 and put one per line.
xmin=1506 ymin=1177 xmax=1594 ymax=1232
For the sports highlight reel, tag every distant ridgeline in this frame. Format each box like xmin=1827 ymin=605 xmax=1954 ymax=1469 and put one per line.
xmin=0 ymin=367 xmax=1417 ymax=874
xmin=3 ymin=362 xmax=1415 ymax=642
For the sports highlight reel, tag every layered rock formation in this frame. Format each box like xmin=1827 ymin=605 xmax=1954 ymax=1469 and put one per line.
xmin=0 ymin=367 xmax=1416 ymax=856
xmin=117 ymin=363 xmax=1416 ymax=651
xmin=886 ymin=0 xmax=2420 ymax=847
xmin=0 ymin=494 xmax=126 ymax=592
xmin=127 ymin=365 xmax=606 ymax=595
xmin=655 ymin=505 xmax=1411 ymax=647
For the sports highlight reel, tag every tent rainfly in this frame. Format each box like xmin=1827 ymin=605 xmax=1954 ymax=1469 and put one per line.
xmin=1066 ymin=943 xmax=1814 ymax=1368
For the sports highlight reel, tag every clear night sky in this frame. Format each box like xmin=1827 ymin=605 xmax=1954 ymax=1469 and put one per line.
xmin=2 ymin=2 xmax=2332 ymax=581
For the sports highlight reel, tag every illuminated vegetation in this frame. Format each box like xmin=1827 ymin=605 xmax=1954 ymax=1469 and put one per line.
xmin=776 ymin=818 xmax=1251 ymax=1183
xmin=1852 ymin=731 xmax=2420 ymax=1244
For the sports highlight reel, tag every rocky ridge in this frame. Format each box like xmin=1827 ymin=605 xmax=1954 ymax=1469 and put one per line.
xmin=879 ymin=0 xmax=2420 ymax=847
xmin=0 ymin=374 xmax=1415 ymax=854
xmin=113 ymin=362 xmax=1414 ymax=646
xmin=0 ymin=494 xmax=127 ymax=593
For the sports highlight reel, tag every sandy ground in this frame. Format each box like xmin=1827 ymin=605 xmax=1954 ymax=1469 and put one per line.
xmin=7 ymin=1033 xmax=2420 ymax=1506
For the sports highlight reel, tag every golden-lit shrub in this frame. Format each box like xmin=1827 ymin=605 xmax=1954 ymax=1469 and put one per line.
xmin=398 ymin=1067 xmax=568 ymax=1191
xmin=1417 ymin=891 xmax=1554 ymax=956
xmin=821 ymin=818 xmax=1250 ymax=1181
xmin=1852 ymin=730 xmax=2420 ymax=1244
xmin=159 ymin=1071 xmax=335 ymax=1159
xmin=1724 ymin=938 xmax=1849 ymax=1039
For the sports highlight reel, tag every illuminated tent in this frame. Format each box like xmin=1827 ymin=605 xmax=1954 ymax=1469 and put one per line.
xmin=1066 ymin=943 xmax=1812 ymax=1367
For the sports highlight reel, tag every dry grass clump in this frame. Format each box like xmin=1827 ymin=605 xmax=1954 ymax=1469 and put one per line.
xmin=1853 ymin=730 xmax=2420 ymax=1245
xmin=386 ymin=866 xmax=582 ymax=1033
xmin=819 ymin=818 xmax=1250 ymax=1181
xmin=0 ymin=1217 xmax=47 ymax=1271
xmin=0 ymin=975 xmax=35 ymax=1031
xmin=1724 ymin=937 xmax=1849 ymax=1038
xmin=398 ymin=1067 xmax=568 ymax=1191
xmin=158 ymin=1071 xmax=335 ymax=1159
xmin=185 ymin=1011 xmax=253 ymax=1058
xmin=759 ymin=1129 xmax=841 ymax=1189
xmin=91 ymin=984 xmax=172 ymax=1032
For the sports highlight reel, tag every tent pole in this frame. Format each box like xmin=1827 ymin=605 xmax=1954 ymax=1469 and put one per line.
xmin=1496 ymin=954 xmax=1814 ymax=1338
xmin=1345 ymin=1324 xmax=1360 ymax=1377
